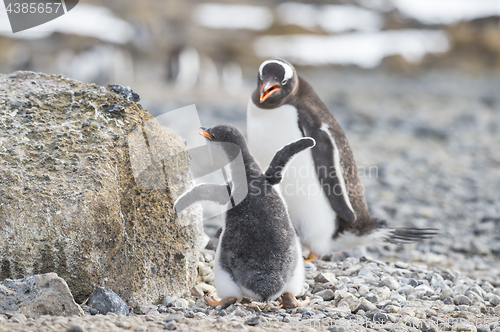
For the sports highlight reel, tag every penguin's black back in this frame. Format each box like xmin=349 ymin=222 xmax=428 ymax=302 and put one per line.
xmin=219 ymin=171 xmax=298 ymax=301
xmin=290 ymin=77 xmax=376 ymax=236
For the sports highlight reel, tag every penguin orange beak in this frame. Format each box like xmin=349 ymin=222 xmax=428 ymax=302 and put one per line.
xmin=199 ymin=127 xmax=211 ymax=140
xmin=260 ymin=82 xmax=280 ymax=103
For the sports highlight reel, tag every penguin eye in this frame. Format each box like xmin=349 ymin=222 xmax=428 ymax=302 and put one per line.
xmin=282 ymin=79 xmax=288 ymax=85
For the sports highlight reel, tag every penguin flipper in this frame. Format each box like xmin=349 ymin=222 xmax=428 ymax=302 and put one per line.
xmin=300 ymin=120 xmax=356 ymax=222
xmin=265 ymin=137 xmax=316 ymax=185
xmin=174 ymin=183 xmax=231 ymax=213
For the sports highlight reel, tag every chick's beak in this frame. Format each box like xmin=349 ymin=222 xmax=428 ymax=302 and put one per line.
xmin=199 ymin=127 xmax=211 ymax=140
xmin=260 ymin=81 xmax=280 ymax=103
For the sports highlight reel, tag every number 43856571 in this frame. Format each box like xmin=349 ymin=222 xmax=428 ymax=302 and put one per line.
xmin=5 ymin=2 xmax=62 ymax=14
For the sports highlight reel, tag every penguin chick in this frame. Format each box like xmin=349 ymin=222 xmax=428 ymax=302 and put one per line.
xmin=247 ymin=58 xmax=437 ymax=260
xmin=174 ymin=123 xmax=315 ymax=309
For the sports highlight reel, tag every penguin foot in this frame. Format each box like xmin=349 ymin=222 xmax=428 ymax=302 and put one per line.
xmin=304 ymin=252 xmax=317 ymax=262
xmin=280 ymin=292 xmax=309 ymax=309
xmin=204 ymin=296 xmax=237 ymax=309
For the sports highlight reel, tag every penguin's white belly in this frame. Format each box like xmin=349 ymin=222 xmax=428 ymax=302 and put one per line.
xmin=282 ymin=236 xmax=306 ymax=296
xmin=247 ymin=100 xmax=337 ymax=255
xmin=213 ymin=229 xmax=243 ymax=300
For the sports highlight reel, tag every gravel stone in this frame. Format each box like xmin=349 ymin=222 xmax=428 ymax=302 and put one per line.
xmin=394 ymin=262 xmax=409 ymax=269
xmin=455 ymin=295 xmax=473 ymax=306
xmin=455 ymin=323 xmax=477 ymax=331
xmin=415 ymin=284 xmax=434 ymax=297
xmin=195 ymin=283 xmax=216 ymax=295
xmin=198 ymin=264 xmax=212 ymax=277
xmin=357 ymin=266 xmax=375 ymax=279
xmin=338 ymin=294 xmax=360 ymax=312
xmin=0 ymin=274 xmax=83 ymax=318
xmin=489 ymin=294 xmax=500 ymax=306
xmin=365 ymin=287 xmax=390 ymax=303
xmin=373 ymin=312 xmax=390 ymax=322
xmin=379 ymin=277 xmax=400 ymax=290
xmin=384 ymin=305 xmax=401 ymax=313
xmin=162 ymin=296 xmax=177 ymax=307
xmin=358 ymin=285 xmax=370 ymax=296
xmin=65 ymin=324 xmax=84 ymax=332
xmin=164 ymin=321 xmax=177 ymax=331
xmin=398 ymin=285 xmax=415 ymax=295
xmin=358 ymin=298 xmax=376 ymax=312
xmin=115 ymin=321 xmax=131 ymax=329
xmin=88 ymin=288 xmax=129 ymax=316
xmin=443 ymin=297 xmax=454 ymax=305
xmin=301 ymin=311 xmax=314 ymax=319
xmin=440 ymin=288 xmax=454 ymax=300
xmin=164 ymin=314 xmax=183 ymax=323
xmin=315 ymin=289 xmax=335 ymax=301
xmin=440 ymin=305 xmax=456 ymax=313
xmin=245 ymin=316 xmax=262 ymax=326
xmin=135 ymin=304 xmax=158 ymax=315
xmin=466 ymin=290 xmax=484 ymax=304
xmin=314 ymin=273 xmax=336 ymax=283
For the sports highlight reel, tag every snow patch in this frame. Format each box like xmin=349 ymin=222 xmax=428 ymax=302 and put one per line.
xmin=192 ymin=4 xmax=273 ymax=31
xmin=254 ymin=30 xmax=450 ymax=68
xmin=277 ymin=3 xmax=384 ymax=33
xmin=392 ymin=0 xmax=500 ymax=25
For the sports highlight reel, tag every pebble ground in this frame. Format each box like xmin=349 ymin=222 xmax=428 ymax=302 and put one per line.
xmin=2 ymin=250 xmax=500 ymax=331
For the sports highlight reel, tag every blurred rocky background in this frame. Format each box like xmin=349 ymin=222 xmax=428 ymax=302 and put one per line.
xmin=1 ymin=0 xmax=500 ymax=282
xmin=1 ymin=0 xmax=500 ymax=110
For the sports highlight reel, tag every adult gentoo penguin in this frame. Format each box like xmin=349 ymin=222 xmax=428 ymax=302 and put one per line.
xmin=247 ymin=59 xmax=436 ymax=260
xmin=174 ymin=123 xmax=315 ymax=308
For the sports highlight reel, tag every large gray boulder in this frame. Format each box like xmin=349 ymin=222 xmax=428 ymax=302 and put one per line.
xmin=0 ymin=273 xmax=83 ymax=318
xmin=0 ymin=71 xmax=203 ymax=306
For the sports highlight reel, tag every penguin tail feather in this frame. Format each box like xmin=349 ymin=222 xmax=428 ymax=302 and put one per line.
xmin=385 ymin=227 xmax=439 ymax=244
